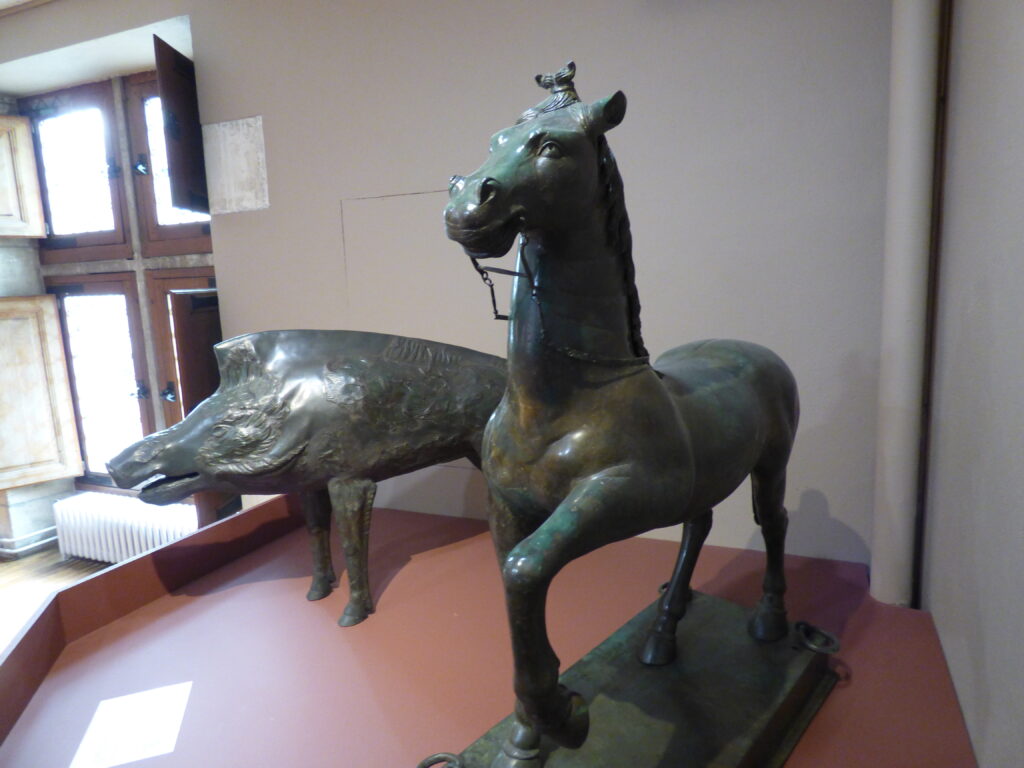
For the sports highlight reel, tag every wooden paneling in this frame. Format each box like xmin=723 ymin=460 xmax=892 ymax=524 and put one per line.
xmin=0 ymin=295 xmax=82 ymax=488
xmin=0 ymin=116 xmax=45 ymax=238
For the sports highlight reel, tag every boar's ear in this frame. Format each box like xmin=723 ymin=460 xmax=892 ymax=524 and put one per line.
xmin=216 ymin=338 xmax=262 ymax=388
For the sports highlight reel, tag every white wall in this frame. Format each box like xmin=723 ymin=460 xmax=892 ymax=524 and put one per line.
xmin=923 ymin=2 xmax=1024 ymax=765
xmin=0 ymin=0 xmax=891 ymax=564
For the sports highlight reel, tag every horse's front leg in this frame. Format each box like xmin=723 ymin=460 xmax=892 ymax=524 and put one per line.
xmin=327 ymin=477 xmax=377 ymax=626
xmin=502 ymin=545 xmax=590 ymax=751
xmin=491 ymin=476 xmax=646 ymax=765
xmin=487 ymin=492 xmax=565 ymax=767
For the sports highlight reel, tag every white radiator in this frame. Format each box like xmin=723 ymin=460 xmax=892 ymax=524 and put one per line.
xmin=54 ymin=492 xmax=198 ymax=563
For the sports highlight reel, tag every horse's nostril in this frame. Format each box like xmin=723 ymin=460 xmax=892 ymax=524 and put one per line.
xmin=479 ymin=177 xmax=499 ymax=204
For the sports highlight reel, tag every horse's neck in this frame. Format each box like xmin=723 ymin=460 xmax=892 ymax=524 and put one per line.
xmin=505 ymin=235 xmax=636 ymax=404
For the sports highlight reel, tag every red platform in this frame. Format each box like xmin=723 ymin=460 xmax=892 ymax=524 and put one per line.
xmin=0 ymin=498 xmax=975 ymax=766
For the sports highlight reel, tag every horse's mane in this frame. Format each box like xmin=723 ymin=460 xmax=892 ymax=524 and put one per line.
xmin=518 ymin=63 xmax=648 ymax=359
xmin=595 ymin=135 xmax=648 ymax=359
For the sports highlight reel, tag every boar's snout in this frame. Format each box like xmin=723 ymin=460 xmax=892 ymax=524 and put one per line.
xmin=107 ymin=435 xmax=168 ymax=488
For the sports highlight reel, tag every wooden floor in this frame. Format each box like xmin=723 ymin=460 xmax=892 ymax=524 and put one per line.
xmin=0 ymin=546 xmax=109 ymax=653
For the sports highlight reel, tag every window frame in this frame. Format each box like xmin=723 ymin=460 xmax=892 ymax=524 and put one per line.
xmin=44 ymin=272 xmax=156 ymax=487
xmin=18 ymin=81 xmax=132 ymax=264
xmin=124 ymin=72 xmax=212 ymax=257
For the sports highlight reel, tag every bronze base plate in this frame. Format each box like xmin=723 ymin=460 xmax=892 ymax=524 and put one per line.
xmin=456 ymin=592 xmax=836 ymax=767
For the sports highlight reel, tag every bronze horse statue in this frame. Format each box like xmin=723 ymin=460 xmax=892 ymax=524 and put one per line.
xmin=443 ymin=64 xmax=799 ymax=765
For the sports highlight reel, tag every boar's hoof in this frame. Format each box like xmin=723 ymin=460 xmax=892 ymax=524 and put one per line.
xmin=338 ymin=602 xmax=373 ymax=627
xmin=306 ymin=581 xmax=334 ymax=601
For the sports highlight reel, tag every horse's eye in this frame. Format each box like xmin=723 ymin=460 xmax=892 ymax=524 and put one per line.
xmin=539 ymin=142 xmax=564 ymax=159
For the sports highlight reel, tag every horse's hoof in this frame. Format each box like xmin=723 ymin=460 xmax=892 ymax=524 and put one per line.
xmin=490 ymin=748 xmax=541 ymax=768
xmin=490 ymin=751 xmax=540 ymax=768
xmin=748 ymin=597 xmax=788 ymax=642
xmin=490 ymin=717 xmax=542 ymax=768
xmin=306 ymin=582 xmax=333 ymax=601
xmin=638 ymin=628 xmax=677 ymax=666
xmin=543 ymin=690 xmax=589 ymax=750
xmin=337 ymin=603 xmax=373 ymax=627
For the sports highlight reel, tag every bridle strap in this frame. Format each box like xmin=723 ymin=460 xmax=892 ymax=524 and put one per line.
xmin=469 ymin=253 xmax=534 ymax=322
xmin=469 ymin=241 xmax=648 ymax=369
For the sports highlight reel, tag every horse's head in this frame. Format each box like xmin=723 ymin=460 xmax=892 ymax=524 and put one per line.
xmin=445 ymin=64 xmax=626 ymax=259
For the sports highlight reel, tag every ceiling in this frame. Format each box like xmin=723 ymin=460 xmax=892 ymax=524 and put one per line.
xmin=0 ymin=0 xmax=55 ymax=15
xmin=0 ymin=15 xmax=193 ymax=97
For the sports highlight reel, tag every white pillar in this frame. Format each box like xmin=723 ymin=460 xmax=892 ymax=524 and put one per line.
xmin=870 ymin=0 xmax=942 ymax=605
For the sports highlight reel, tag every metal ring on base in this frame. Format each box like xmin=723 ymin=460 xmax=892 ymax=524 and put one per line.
xmin=795 ymin=621 xmax=841 ymax=654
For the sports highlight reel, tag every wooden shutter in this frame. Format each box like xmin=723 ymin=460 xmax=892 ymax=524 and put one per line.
xmin=154 ymin=35 xmax=209 ymax=214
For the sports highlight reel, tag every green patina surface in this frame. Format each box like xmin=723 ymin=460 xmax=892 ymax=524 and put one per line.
xmin=458 ymin=593 xmax=835 ymax=768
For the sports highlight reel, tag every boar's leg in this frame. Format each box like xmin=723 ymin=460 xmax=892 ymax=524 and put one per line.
xmin=303 ymin=488 xmax=337 ymax=601
xmin=328 ymin=477 xmax=377 ymax=627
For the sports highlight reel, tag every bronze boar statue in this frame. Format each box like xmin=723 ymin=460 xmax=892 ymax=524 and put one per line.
xmin=108 ymin=330 xmax=506 ymax=626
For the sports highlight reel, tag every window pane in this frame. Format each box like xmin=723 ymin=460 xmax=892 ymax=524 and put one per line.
xmin=38 ymin=108 xmax=115 ymax=235
xmin=63 ymin=294 xmax=145 ymax=474
xmin=144 ymin=97 xmax=211 ymax=226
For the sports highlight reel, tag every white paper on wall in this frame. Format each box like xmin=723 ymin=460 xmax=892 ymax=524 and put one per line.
xmin=202 ymin=115 xmax=269 ymax=214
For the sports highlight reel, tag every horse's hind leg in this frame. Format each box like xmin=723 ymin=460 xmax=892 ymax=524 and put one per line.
xmin=749 ymin=464 xmax=790 ymax=642
xmin=303 ymin=488 xmax=336 ymax=601
xmin=639 ymin=508 xmax=713 ymax=666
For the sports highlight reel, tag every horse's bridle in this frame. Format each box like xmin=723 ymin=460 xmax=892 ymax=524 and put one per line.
xmin=469 ymin=236 xmax=650 ymax=369
xmin=467 ymin=250 xmax=530 ymax=323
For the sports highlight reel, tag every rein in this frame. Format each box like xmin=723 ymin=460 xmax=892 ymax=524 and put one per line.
xmin=470 ymin=237 xmax=650 ymax=369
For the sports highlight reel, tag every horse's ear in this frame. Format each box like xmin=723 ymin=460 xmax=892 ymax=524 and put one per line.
xmin=589 ymin=90 xmax=627 ymax=134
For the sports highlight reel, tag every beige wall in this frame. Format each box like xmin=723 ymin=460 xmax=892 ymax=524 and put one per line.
xmin=0 ymin=0 xmax=891 ymax=563
xmin=924 ymin=1 xmax=1024 ymax=764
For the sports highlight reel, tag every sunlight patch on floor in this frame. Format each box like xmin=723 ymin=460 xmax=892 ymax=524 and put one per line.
xmin=69 ymin=682 xmax=193 ymax=768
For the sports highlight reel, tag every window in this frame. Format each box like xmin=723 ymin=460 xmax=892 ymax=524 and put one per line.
xmin=45 ymin=273 xmax=154 ymax=481
xmin=124 ymin=72 xmax=212 ymax=257
xmin=12 ymin=35 xmax=236 ymax=521
xmin=19 ymin=81 xmax=131 ymax=263
xmin=19 ymin=75 xmax=212 ymax=263
xmin=29 ymin=74 xmax=222 ymax=505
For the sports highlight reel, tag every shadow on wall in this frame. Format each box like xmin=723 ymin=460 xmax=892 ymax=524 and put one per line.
xmin=770 ymin=348 xmax=880 ymax=564
xmin=765 ymin=489 xmax=872 ymax=571
xmin=374 ymin=461 xmax=490 ymax=521
xmin=703 ymin=525 xmax=870 ymax=641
